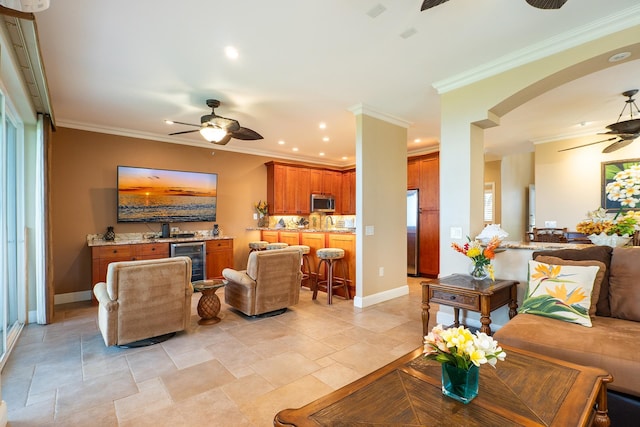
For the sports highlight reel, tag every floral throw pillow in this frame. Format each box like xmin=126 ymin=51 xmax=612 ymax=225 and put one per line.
xmin=519 ymin=260 xmax=599 ymax=327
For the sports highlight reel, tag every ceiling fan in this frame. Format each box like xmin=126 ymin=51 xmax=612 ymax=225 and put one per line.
xmin=166 ymin=99 xmax=263 ymax=145
xmin=559 ymin=89 xmax=640 ymax=153
xmin=420 ymin=0 xmax=567 ymax=11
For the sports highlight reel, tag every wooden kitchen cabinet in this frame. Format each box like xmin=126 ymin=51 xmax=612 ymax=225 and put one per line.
xmin=325 ymin=233 xmax=356 ymax=299
xmin=341 ymin=169 xmax=356 ymax=215
xmin=91 ymin=244 xmax=135 ymax=287
xmin=410 ymin=153 xmax=440 ymax=277
xmin=261 ymin=230 xmax=279 ymax=242
xmin=206 ymin=239 xmax=234 ymax=279
xmin=279 ymin=231 xmax=301 ymax=246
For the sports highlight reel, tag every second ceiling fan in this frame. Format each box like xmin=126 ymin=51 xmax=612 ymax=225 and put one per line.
xmin=560 ymin=89 xmax=640 ymax=153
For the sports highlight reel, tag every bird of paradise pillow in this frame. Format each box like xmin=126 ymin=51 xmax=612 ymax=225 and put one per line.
xmin=520 ymin=260 xmax=600 ymax=327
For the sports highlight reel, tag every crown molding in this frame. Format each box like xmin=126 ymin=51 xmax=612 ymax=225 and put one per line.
xmin=433 ymin=5 xmax=640 ymax=94
xmin=348 ymin=103 xmax=412 ymax=128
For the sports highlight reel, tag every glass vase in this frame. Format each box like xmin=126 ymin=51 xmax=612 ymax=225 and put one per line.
xmin=469 ymin=262 xmax=489 ymax=280
xmin=441 ymin=363 xmax=479 ymax=404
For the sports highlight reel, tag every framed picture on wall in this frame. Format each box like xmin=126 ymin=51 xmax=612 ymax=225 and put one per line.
xmin=601 ymin=158 xmax=640 ymax=212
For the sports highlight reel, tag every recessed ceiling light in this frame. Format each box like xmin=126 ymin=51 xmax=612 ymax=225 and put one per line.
xmin=292 ymin=147 xmax=299 ymax=152
xmin=319 ymin=152 xmax=325 ymax=156
xmin=341 ymin=156 xmax=348 ymax=160
xmin=323 ymin=137 xmax=330 ymax=142
xmin=319 ymin=122 xmax=326 ymax=129
xmin=414 ymin=138 xmax=421 ymax=143
xmin=608 ymin=51 xmax=631 ymax=63
xmin=278 ymin=140 xmax=285 ymax=145
xmin=225 ymin=46 xmax=239 ymax=60
xmin=164 ymin=120 xmax=174 ymax=125
xmin=400 ymin=28 xmax=417 ymax=39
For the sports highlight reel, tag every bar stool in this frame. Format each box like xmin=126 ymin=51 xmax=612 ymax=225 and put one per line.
xmin=266 ymin=242 xmax=289 ymax=250
xmin=288 ymin=245 xmax=314 ymax=287
xmin=248 ymin=241 xmax=269 ymax=252
xmin=313 ymin=248 xmax=349 ymax=304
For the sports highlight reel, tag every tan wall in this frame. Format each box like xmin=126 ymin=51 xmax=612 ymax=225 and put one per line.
xmin=51 ymin=127 xmax=273 ymax=295
xmin=535 ymin=136 xmax=640 ymax=230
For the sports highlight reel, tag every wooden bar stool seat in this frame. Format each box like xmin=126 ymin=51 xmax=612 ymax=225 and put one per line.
xmin=313 ymin=248 xmax=349 ymax=304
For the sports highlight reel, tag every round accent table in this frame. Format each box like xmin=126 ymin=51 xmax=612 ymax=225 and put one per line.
xmin=192 ymin=279 xmax=225 ymax=325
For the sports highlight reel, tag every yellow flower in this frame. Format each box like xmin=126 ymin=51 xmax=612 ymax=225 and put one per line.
xmin=546 ymin=283 xmax=587 ymax=305
xmin=466 ymin=247 xmax=481 ymax=258
xmin=531 ymin=263 xmax=561 ymax=281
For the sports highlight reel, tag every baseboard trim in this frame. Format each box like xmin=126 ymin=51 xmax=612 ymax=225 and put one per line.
xmin=353 ymin=284 xmax=409 ymax=308
xmin=0 ymin=399 xmax=7 ymax=427
xmin=54 ymin=290 xmax=92 ymax=305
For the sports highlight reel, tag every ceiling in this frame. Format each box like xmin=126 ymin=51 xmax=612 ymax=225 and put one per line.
xmin=33 ymin=1 xmax=640 ymax=166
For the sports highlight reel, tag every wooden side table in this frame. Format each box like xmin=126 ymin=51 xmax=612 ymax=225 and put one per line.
xmin=192 ymin=279 xmax=225 ymax=325
xmin=421 ymin=274 xmax=518 ymax=336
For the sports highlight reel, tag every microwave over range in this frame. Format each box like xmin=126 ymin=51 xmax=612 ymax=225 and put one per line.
xmin=311 ymin=193 xmax=335 ymax=212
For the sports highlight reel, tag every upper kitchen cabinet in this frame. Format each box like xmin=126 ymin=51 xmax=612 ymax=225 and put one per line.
xmin=341 ymin=169 xmax=356 ymax=215
xmin=266 ymin=162 xmax=354 ymax=215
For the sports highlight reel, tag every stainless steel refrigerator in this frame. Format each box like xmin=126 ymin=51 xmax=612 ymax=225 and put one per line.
xmin=407 ymin=189 xmax=419 ymax=276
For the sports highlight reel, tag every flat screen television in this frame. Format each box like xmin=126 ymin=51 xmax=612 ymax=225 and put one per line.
xmin=117 ymin=166 xmax=217 ymax=223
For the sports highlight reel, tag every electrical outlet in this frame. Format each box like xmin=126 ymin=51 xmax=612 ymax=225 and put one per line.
xmin=379 ymin=267 xmax=384 ymax=277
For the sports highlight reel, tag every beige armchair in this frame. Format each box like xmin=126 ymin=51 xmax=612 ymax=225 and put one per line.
xmin=93 ymin=256 xmax=193 ymax=346
xmin=222 ymin=249 xmax=302 ymax=316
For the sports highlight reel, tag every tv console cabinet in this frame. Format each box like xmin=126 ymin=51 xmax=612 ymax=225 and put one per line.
xmin=88 ymin=236 xmax=234 ymax=302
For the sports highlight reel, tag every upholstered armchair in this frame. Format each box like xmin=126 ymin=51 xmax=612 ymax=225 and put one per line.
xmin=93 ymin=256 xmax=193 ymax=346
xmin=222 ymin=249 xmax=302 ymax=316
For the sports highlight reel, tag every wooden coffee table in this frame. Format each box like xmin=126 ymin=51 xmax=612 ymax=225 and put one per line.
xmin=274 ymin=345 xmax=612 ymax=427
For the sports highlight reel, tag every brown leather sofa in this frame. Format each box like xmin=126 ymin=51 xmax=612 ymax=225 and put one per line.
xmin=93 ymin=256 xmax=193 ymax=346
xmin=494 ymin=246 xmax=640 ymax=397
xmin=222 ymin=249 xmax=302 ymax=316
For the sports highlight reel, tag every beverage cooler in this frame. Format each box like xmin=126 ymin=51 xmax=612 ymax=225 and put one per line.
xmin=170 ymin=242 xmax=206 ymax=281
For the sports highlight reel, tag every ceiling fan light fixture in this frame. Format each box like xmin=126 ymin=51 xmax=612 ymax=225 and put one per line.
xmin=200 ymin=126 xmax=228 ymax=143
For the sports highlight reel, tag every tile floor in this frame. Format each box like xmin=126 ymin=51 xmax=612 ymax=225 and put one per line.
xmin=3 ymin=278 xmax=433 ymax=426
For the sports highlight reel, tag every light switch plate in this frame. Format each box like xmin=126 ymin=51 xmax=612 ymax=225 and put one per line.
xmin=545 ymin=221 xmax=557 ymax=227
xmin=450 ymin=226 xmax=463 ymax=239
xmin=253 ymin=213 xmax=258 ymax=220
xmin=365 ymin=225 xmax=374 ymax=236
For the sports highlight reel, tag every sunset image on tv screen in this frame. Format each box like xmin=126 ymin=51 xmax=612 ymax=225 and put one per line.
xmin=117 ymin=166 xmax=217 ymax=222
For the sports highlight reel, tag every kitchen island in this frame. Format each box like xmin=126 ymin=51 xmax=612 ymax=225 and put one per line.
xmin=251 ymin=228 xmax=356 ymax=299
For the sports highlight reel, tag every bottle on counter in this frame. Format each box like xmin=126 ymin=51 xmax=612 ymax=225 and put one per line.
xmin=213 ymin=224 xmax=220 ymax=237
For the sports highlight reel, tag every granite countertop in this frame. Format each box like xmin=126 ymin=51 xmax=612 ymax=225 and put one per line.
xmin=247 ymin=227 xmax=356 ymax=234
xmin=499 ymin=240 xmax=593 ymax=250
xmin=87 ymin=231 xmax=234 ymax=247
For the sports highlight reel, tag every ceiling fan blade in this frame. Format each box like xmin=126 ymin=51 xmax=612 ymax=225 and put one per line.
xmin=168 ymin=129 xmax=200 ymax=136
xmin=420 ymin=0 xmax=450 ymax=11
xmin=230 ymin=127 xmax=264 ymax=140
xmin=602 ymin=138 xmax=634 ymax=153
xmin=557 ymin=137 xmax=617 ymax=152
xmin=167 ymin=120 xmax=200 ymax=128
xmin=526 ymin=0 xmax=568 ymax=9
xmin=211 ymin=134 xmax=232 ymax=146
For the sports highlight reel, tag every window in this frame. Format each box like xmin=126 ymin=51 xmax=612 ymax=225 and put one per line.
xmin=484 ymin=182 xmax=495 ymax=224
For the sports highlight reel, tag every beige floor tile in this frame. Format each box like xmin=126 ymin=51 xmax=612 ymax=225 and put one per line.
xmin=114 ymin=377 xmax=173 ymax=421
xmin=250 ymin=351 xmax=322 ymax=388
xmin=161 ymin=359 xmax=236 ymax=402
xmin=5 ymin=280 xmax=426 ymax=426
xmin=241 ymin=374 xmax=334 ymax=427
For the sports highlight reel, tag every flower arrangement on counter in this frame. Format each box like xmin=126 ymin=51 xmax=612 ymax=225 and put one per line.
xmin=254 ymin=200 xmax=268 ymax=216
xmin=423 ymin=324 xmax=506 ymax=370
xmin=576 ymin=207 xmax=639 ymax=236
xmin=451 ymin=236 xmax=501 ymax=280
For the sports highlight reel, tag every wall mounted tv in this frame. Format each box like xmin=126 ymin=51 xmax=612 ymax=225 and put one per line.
xmin=117 ymin=166 xmax=217 ymax=223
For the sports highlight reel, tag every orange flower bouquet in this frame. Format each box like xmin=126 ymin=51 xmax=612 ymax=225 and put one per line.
xmin=451 ymin=236 xmax=501 ymax=280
